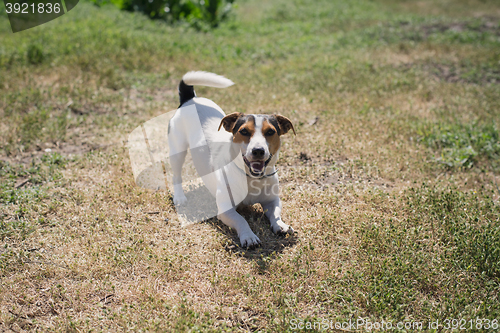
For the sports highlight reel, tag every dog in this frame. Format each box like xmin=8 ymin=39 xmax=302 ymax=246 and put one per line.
xmin=168 ymin=71 xmax=295 ymax=248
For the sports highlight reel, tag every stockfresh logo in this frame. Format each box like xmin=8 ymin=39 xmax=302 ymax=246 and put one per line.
xmin=127 ymin=106 xmax=249 ymax=227
xmin=3 ymin=0 xmax=79 ymax=32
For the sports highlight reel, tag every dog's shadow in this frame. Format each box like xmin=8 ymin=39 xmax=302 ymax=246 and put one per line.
xmin=175 ymin=185 xmax=298 ymax=264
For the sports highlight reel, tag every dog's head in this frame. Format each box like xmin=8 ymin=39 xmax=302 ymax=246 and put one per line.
xmin=218 ymin=113 xmax=295 ymax=176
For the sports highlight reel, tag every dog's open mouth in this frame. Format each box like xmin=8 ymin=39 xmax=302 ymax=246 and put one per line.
xmin=243 ymin=155 xmax=273 ymax=177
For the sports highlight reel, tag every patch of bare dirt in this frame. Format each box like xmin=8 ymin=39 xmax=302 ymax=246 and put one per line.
xmin=399 ymin=61 xmax=500 ymax=85
xmin=0 ymin=141 xmax=116 ymax=165
xmin=391 ymin=17 xmax=500 ymax=42
xmin=419 ymin=19 xmax=500 ymax=36
xmin=279 ymin=153 xmax=395 ymax=192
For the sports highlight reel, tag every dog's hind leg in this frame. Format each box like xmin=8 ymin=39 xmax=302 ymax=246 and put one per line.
xmin=169 ymin=150 xmax=188 ymax=205
xmin=168 ymin=124 xmax=189 ymax=205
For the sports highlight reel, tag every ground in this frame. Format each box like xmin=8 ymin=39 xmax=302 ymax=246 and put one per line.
xmin=0 ymin=0 xmax=500 ymax=331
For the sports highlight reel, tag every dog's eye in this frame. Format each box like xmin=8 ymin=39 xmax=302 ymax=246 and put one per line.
xmin=239 ymin=129 xmax=250 ymax=136
xmin=265 ymin=129 xmax=276 ymax=136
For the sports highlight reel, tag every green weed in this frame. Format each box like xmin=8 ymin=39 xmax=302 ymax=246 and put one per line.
xmin=0 ymin=153 xmax=67 ymax=204
xmin=417 ymin=121 xmax=500 ymax=168
xmin=26 ymin=44 xmax=44 ymax=65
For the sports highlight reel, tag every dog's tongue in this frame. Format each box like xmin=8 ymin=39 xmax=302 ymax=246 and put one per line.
xmin=250 ymin=161 xmax=265 ymax=173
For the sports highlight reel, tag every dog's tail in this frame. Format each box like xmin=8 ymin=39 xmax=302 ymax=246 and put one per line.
xmin=178 ymin=71 xmax=234 ymax=106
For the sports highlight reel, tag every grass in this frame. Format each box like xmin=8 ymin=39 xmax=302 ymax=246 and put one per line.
xmin=418 ymin=121 xmax=500 ymax=168
xmin=357 ymin=185 xmax=500 ymax=322
xmin=1 ymin=0 xmax=500 ymax=331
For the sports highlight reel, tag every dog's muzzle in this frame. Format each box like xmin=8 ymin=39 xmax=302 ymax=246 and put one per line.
xmin=243 ymin=154 xmax=273 ymax=177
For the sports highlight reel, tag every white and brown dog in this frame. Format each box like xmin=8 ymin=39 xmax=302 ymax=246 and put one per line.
xmin=168 ymin=71 xmax=295 ymax=248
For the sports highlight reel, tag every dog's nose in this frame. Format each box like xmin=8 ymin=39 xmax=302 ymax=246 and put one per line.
xmin=252 ymin=147 xmax=265 ymax=159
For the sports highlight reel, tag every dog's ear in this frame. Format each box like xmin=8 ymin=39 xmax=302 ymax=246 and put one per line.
xmin=274 ymin=115 xmax=296 ymax=135
xmin=218 ymin=112 xmax=242 ymax=132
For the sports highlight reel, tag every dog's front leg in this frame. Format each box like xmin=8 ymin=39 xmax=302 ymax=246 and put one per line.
xmin=262 ymin=198 xmax=294 ymax=235
xmin=218 ymin=208 xmax=261 ymax=248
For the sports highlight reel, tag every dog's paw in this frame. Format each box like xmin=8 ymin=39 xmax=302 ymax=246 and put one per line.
xmin=239 ymin=232 xmax=261 ymax=249
xmin=173 ymin=193 xmax=187 ymax=206
xmin=271 ymin=220 xmax=294 ymax=235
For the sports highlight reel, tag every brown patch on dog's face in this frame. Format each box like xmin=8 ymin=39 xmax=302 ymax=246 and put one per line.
xmin=262 ymin=118 xmax=281 ymax=155
xmin=232 ymin=116 xmax=255 ymax=144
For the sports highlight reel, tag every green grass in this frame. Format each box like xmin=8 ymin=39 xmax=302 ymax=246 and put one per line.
xmin=357 ymin=185 xmax=500 ymax=322
xmin=418 ymin=121 xmax=500 ymax=168
xmin=0 ymin=0 xmax=499 ymax=331
xmin=0 ymin=153 xmax=67 ymax=276
xmin=0 ymin=153 xmax=67 ymax=204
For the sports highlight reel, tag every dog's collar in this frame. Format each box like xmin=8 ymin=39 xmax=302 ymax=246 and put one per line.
xmin=246 ymin=168 xmax=278 ymax=179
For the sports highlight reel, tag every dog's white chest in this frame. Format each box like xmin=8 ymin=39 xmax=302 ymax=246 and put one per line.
xmin=242 ymin=175 xmax=280 ymax=205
